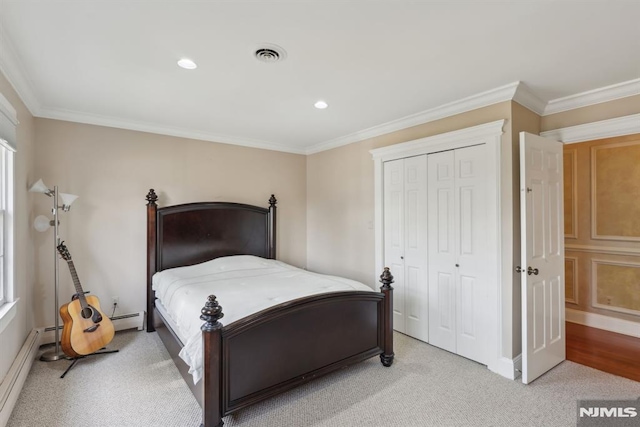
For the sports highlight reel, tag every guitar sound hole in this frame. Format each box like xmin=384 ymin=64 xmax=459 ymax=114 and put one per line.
xmin=81 ymin=307 xmax=93 ymax=319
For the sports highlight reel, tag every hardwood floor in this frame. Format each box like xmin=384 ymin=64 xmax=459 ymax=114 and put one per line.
xmin=566 ymin=322 xmax=640 ymax=382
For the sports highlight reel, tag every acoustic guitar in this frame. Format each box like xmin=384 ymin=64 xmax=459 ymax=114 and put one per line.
xmin=57 ymin=242 xmax=115 ymax=357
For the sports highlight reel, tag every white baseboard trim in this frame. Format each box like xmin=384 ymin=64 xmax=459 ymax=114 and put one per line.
xmin=566 ymin=308 xmax=640 ymax=338
xmin=0 ymin=329 xmax=41 ymax=427
xmin=489 ymin=355 xmax=521 ymax=380
xmin=40 ymin=311 xmax=145 ymax=345
xmin=513 ymin=354 xmax=522 ymax=378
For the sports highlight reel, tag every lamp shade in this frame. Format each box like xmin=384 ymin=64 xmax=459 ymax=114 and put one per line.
xmin=59 ymin=193 xmax=79 ymax=207
xmin=28 ymin=179 xmax=50 ymax=194
xmin=34 ymin=215 xmax=51 ymax=232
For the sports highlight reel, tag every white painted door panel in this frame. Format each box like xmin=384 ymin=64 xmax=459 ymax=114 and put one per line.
xmin=427 ymin=150 xmax=456 ymax=353
xmin=428 ymin=145 xmax=489 ymax=364
xmin=403 ymin=155 xmax=429 ymax=342
xmin=520 ymin=132 xmax=565 ymax=384
xmin=454 ymin=145 xmax=489 ymax=365
xmin=384 ymin=159 xmax=406 ymax=333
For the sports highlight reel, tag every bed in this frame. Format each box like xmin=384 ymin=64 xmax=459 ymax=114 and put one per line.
xmin=145 ymin=189 xmax=394 ymax=427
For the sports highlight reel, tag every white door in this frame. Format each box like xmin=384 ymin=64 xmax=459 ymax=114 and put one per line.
xmin=454 ymin=145 xmax=489 ymax=365
xmin=384 ymin=159 xmax=406 ymax=333
xmin=427 ymin=150 xmax=456 ymax=353
xmin=384 ymin=156 xmax=428 ymax=340
xmin=428 ymin=145 xmax=489 ymax=364
xmin=520 ymin=132 xmax=565 ymax=384
xmin=403 ymin=156 xmax=428 ymax=342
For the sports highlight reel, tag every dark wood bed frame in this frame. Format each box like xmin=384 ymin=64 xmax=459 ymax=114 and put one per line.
xmin=145 ymin=189 xmax=394 ymax=427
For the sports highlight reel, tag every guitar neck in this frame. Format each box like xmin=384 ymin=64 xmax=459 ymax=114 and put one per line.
xmin=66 ymin=260 xmax=88 ymax=307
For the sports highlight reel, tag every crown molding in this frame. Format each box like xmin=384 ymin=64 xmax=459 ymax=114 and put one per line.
xmin=0 ymin=26 xmax=42 ymax=116
xmin=543 ymin=78 xmax=640 ymax=116
xmin=306 ymin=82 xmax=520 ymax=155
xmin=0 ymin=92 xmax=18 ymax=125
xmin=370 ymin=119 xmax=505 ymax=160
xmin=540 ymin=113 xmax=640 ymax=144
xmin=38 ymin=107 xmax=307 ymax=155
xmin=512 ymin=82 xmax=546 ymax=115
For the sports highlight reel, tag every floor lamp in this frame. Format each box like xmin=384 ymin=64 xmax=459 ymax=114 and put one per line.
xmin=29 ymin=179 xmax=79 ymax=361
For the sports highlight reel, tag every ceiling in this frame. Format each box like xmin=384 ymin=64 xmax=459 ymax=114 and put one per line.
xmin=1 ymin=1 xmax=639 ymax=154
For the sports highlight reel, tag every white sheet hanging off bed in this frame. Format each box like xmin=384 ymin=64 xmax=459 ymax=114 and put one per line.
xmin=152 ymin=255 xmax=374 ymax=384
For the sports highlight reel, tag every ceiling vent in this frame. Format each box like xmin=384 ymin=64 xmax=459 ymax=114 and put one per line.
xmin=254 ymin=44 xmax=287 ymax=63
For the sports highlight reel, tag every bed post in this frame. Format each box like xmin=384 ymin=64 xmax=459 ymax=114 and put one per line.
xmin=268 ymin=194 xmax=277 ymax=259
xmin=146 ymin=189 xmax=158 ymax=332
xmin=201 ymin=295 xmax=224 ymax=427
xmin=379 ymin=267 xmax=394 ymax=367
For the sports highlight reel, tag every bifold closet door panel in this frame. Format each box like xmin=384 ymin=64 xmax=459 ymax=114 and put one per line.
xmin=427 ymin=150 xmax=457 ymax=353
xmin=384 ymin=159 xmax=406 ymax=333
xmin=427 ymin=145 xmax=490 ymax=364
xmin=403 ymin=155 xmax=428 ymax=342
xmin=454 ymin=144 xmax=490 ymax=366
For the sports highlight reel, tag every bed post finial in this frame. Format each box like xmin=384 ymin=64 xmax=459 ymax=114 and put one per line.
xmin=146 ymin=189 xmax=158 ymax=205
xmin=379 ymin=267 xmax=394 ymax=290
xmin=379 ymin=267 xmax=394 ymax=367
xmin=201 ymin=295 xmax=224 ymax=331
xmin=201 ymin=295 xmax=224 ymax=427
xmin=269 ymin=194 xmax=277 ymax=207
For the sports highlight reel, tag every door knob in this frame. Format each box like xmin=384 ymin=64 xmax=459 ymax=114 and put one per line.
xmin=527 ymin=266 xmax=539 ymax=276
xmin=515 ymin=266 xmax=523 ymax=273
xmin=400 ymin=256 xmax=404 ymax=260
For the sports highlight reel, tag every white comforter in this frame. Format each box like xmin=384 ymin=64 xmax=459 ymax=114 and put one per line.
xmin=152 ymin=255 xmax=374 ymax=384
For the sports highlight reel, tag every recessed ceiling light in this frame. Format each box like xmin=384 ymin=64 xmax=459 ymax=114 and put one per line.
xmin=314 ymin=100 xmax=328 ymax=109
xmin=177 ymin=58 xmax=197 ymax=70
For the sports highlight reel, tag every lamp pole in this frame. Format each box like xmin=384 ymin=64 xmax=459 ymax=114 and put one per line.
xmin=40 ymin=185 xmax=64 ymax=361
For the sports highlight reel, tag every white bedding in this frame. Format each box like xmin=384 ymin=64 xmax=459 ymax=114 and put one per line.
xmin=152 ymin=255 xmax=374 ymax=384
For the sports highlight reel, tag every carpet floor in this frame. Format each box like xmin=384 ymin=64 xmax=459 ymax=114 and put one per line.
xmin=8 ymin=329 xmax=640 ymax=427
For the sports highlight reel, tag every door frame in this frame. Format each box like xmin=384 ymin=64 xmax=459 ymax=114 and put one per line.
xmin=370 ymin=119 xmax=507 ymax=376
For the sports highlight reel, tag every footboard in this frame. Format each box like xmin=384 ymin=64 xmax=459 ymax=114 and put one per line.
xmin=199 ymin=268 xmax=394 ymax=427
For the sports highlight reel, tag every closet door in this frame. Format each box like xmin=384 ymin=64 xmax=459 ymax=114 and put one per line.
xmin=403 ymin=155 xmax=428 ymax=342
xmin=427 ymin=145 xmax=489 ymax=364
xmin=384 ymin=156 xmax=428 ymax=340
xmin=454 ymin=145 xmax=489 ymax=365
xmin=427 ymin=151 xmax=456 ymax=353
xmin=384 ymin=159 xmax=406 ymax=333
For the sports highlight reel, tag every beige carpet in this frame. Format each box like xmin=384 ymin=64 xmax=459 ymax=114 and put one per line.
xmin=8 ymin=329 xmax=640 ymax=426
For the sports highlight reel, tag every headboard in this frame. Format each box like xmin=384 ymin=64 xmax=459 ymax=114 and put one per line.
xmin=145 ymin=189 xmax=276 ymax=330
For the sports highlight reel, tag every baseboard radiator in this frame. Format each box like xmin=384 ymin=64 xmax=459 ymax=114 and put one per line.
xmin=40 ymin=311 xmax=145 ymax=345
xmin=0 ymin=329 xmax=41 ymax=427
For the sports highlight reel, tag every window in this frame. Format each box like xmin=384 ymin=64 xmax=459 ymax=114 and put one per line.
xmin=0 ymin=93 xmax=17 ymax=311
xmin=0 ymin=144 xmax=13 ymax=306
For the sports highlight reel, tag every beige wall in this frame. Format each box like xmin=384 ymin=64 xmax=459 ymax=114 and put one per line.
xmin=0 ymin=73 xmax=36 ymax=382
xmin=32 ymin=119 xmax=306 ymax=328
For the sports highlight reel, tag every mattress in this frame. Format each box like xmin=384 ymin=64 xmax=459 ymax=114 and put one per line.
xmin=152 ymin=255 xmax=374 ymax=384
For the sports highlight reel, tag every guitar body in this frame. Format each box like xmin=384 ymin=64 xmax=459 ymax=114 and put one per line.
xmin=60 ymin=295 xmax=115 ymax=357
